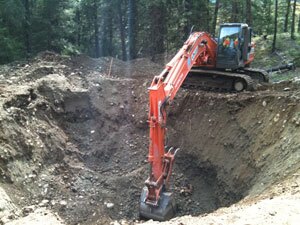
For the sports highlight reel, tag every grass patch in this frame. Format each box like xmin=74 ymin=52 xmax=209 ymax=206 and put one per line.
xmin=253 ymin=33 xmax=300 ymax=68
xmin=252 ymin=33 xmax=300 ymax=82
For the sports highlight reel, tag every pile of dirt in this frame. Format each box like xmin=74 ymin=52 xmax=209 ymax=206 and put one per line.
xmin=0 ymin=53 xmax=154 ymax=225
xmin=0 ymin=53 xmax=299 ymax=225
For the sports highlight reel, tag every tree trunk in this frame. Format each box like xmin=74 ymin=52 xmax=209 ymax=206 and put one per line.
xmin=298 ymin=15 xmax=300 ymax=33
xmin=205 ymin=0 xmax=210 ymax=32
xmin=291 ymin=0 xmax=297 ymax=39
xmin=246 ymin=0 xmax=252 ymax=26
xmin=75 ymin=7 xmax=81 ymax=47
xmin=183 ymin=0 xmax=192 ymax=39
xmin=117 ymin=0 xmax=126 ymax=60
xmin=266 ymin=0 xmax=272 ymax=34
xmin=272 ymin=0 xmax=278 ymax=52
xmin=128 ymin=0 xmax=137 ymax=60
xmin=101 ymin=4 xmax=113 ymax=57
xmin=108 ymin=10 xmax=113 ymax=57
xmin=231 ymin=0 xmax=238 ymax=23
xmin=23 ymin=0 xmax=31 ymax=56
xmin=93 ymin=0 xmax=100 ymax=57
xmin=149 ymin=2 xmax=166 ymax=58
xmin=284 ymin=0 xmax=291 ymax=32
xmin=212 ymin=0 xmax=219 ymax=36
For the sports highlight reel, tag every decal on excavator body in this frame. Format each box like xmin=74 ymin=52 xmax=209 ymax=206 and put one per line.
xmin=191 ymin=46 xmax=198 ymax=61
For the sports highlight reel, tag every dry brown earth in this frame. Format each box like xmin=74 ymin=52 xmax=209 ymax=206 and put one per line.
xmin=0 ymin=52 xmax=299 ymax=225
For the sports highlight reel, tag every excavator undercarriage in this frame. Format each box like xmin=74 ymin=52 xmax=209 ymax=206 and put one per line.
xmin=183 ymin=67 xmax=269 ymax=92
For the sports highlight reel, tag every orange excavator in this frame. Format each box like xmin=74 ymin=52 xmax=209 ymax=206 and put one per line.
xmin=139 ymin=23 xmax=269 ymax=221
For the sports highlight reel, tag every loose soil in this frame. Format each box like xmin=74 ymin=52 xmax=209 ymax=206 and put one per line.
xmin=0 ymin=52 xmax=299 ymax=225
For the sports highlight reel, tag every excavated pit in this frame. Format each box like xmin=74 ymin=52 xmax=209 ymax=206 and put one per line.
xmin=37 ymin=88 xmax=245 ymax=223
xmin=0 ymin=54 xmax=299 ymax=225
xmin=53 ymin=83 xmax=300 ymax=224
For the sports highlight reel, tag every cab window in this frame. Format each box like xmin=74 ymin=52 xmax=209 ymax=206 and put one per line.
xmin=219 ymin=26 xmax=240 ymax=41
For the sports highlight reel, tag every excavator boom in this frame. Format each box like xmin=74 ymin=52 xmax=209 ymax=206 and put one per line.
xmin=139 ymin=32 xmax=216 ymax=221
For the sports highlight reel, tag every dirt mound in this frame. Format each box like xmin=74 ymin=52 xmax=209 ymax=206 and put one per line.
xmin=0 ymin=53 xmax=299 ymax=225
xmin=69 ymin=54 xmax=162 ymax=79
xmin=0 ymin=53 xmax=149 ymax=224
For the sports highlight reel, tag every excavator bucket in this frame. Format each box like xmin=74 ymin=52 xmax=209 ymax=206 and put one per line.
xmin=139 ymin=187 xmax=176 ymax=221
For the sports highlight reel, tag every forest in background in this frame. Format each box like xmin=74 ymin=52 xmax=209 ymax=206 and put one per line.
xmin=0 ymin=0 xmax=299 ymax=64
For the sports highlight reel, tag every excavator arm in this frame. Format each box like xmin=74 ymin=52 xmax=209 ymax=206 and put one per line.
xmin=139 ymin=32 xmax=217 ymax=221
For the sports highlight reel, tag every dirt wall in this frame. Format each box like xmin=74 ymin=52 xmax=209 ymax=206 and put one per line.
xmin=0 ymin=53 xmax=299 ymax=225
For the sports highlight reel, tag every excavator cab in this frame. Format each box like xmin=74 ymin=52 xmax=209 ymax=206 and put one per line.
xmin=216 ymin=23 xmax=253 ymax=70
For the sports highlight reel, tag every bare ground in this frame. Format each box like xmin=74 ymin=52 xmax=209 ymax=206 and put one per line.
xmin=0 ymin=52 xmax=299 ymax=225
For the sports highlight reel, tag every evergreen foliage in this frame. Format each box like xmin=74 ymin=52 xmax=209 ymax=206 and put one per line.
xmin=0 ymin=0 xmax=299 ymax=64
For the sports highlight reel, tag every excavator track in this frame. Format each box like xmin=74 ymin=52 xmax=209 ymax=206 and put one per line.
xmin=239 ymin=67 xmax=269 ymax=83
xmin=183 ymin=68 xmax=267 ymax=92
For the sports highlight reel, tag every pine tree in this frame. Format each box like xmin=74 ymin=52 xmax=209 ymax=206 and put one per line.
xmin=246 ymin=0 xmax=252 ymax=26
xmin=117 ymin=0 xmax=126 ymax=60
xmin=284 ymin=0 xmax=291 ymax=32
xmin=0 ymin=0 xmax=25 ymax=63
xmin=93 ymin=0 xmax=100 ymax=57
xmin=148 ymin=1 xmax=167 ymax=57
xmin=272 ymin=0 xmax=278 ymax=52
xmin=23 ymin=0 xmax=31 ymax=56
xmin=128 ymin=0 xmax=137 ymax=60
xmin=0 ymin=0 xmax=299 ymax=65
xmin=212 ymin=0 xmax=219 ymax=36
xmin=298 ymin=15 xmax=300 ymax=32
xmin=291 ymin=0 xmax=297 ymax=39
xmin=231 ymin=0 xmax=239 ymax=22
